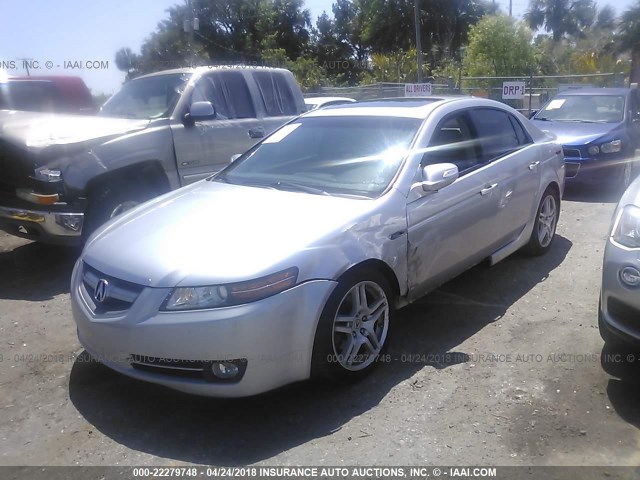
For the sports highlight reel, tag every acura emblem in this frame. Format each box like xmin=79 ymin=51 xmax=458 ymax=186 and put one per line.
xmin=94 ymin=279 xmax=109 ymax=303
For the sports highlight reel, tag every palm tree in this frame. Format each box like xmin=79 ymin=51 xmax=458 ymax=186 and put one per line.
xmin=619 ymin=1 xmax=640 ymax=84
xmin=525 ymin=0 xmax=596 ymax=42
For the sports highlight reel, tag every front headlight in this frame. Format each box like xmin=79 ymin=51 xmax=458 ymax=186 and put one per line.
xmin=162 ymin=267 xmax=299 ymax=311
xmin=600 ymin=139 xmax=622 ymax=154
xmin=612 ymin=205 xmax=640 ymax=248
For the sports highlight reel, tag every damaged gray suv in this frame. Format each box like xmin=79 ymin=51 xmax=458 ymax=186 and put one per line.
xmin=0 ymin=66 xmax=306 ymax=244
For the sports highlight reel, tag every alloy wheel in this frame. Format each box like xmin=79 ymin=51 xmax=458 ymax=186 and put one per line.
xmin=331 ymin=281 xmax=389 ymax=371
xmin=537 ymin=194 xmax=557 ymax=248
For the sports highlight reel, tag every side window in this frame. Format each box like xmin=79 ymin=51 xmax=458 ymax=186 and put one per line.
xmin=425 ymin=112 xmax=482 ymax=174
xmin=218 ymin=71 xmax=256 ymax=119
xmin=191 ymin=75 xmax=231 ymax=119
xmin=254 ymin=71 xmax=298 ymax=116
xmin=468 ymin=108 xmax=520 ymax=162
xmin=509 ymin=115 xmax=532 ymax=145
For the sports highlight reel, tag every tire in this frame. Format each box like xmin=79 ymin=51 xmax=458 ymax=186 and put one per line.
xmin=522 ymin=186 xmax=560 ymax=256
xmin=83 ymin=181 xmax=152 ymax=241
xmin=311 ymin=268 xmax=394 ymax=383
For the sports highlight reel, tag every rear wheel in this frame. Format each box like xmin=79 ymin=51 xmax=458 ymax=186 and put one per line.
xmin=311 ymin=269 xmax=394 ymax=383
xmin=522 ymin=186 xmax=559 ymax=256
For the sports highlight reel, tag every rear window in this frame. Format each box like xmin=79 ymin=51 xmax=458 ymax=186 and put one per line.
xmin=254 ymin=71 xmax=298 ymax=116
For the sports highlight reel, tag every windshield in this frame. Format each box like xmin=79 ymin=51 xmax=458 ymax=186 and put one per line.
xmin=535 ymin=94 xmax=625 ymax=123
xmin=99 ymin=73 xmax=191 ymax=119
xmin=215 ymin=116 xmax=422 ymax=198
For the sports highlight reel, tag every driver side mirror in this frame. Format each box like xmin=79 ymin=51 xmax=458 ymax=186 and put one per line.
xmin=529 ymin=110 xmax=539 ymax=119
xmin=184 ymin=101 xmax=216 ymax=124
xmin=421 ymin=163 xmax=458 ymax=192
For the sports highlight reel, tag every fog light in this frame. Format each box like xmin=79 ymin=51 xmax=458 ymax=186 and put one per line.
xmin=588 ymin=145 xmax=600 ymax=156
xmin=620 ymin=266 xmax=640 ymax=287
xmin=212 ymin=361 xmax=239 ymax=379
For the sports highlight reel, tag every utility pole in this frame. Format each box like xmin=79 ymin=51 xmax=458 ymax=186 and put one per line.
xmin=414 ymin=0 xmax=423 ymax=83
xmin=509 ymin=0 xmax=513 ymax=17
xmin=184 ymin=0 xmax=198 ymax=66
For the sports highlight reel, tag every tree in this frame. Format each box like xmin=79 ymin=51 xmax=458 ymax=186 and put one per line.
xmin=619 ymin=0 xmax=640 ymax=84
xmin=525 ymin=0 xmax=597 ymax=42
xmin=114 ymin=47 xmax=139 ymax=80
xmin=463 ymin=14 xmax=535 ymax=77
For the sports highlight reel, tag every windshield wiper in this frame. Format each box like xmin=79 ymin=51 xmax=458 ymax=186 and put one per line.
xmin=534 ymin=116 xmax=551 ymax=121
xmin=271 ymin=181 xmax=330 ymax=196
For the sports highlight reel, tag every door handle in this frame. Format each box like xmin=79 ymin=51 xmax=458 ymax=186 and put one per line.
xmin=528 ymin=161 xmax=540 ymax=170
xmin=248 ymin=127 xmax=265 ymax=139
xmin=480 ymin=183 xmax=498 ymax=196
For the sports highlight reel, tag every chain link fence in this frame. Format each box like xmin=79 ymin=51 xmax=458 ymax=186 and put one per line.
xmin=314 ymin=72 xmax=627 ymax=116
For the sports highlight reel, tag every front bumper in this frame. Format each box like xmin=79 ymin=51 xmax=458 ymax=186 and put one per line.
xmin=563 ymin=150 xmax=629 ymax=185
xmin=600 ymin=238 xmax=640 ymax=346
xmin=0 ymin=203 xmax=84 ymax=245
xmin=71 ymin=260 xmax=337 ymax=397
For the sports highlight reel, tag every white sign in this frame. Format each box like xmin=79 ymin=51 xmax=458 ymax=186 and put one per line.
xmin=405 ymin=83 xmax=432 ymax=97
xmin=502 ymin=81 xmax=526 ymax=99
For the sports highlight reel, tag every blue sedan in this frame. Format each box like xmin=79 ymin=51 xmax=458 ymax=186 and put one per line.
xmin=531 ymin=88 xmax=640 ymax=189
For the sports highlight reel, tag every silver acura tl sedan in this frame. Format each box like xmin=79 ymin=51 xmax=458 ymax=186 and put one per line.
xmin=71 ymin=97 xmax=565 ymax=397
xmin=599 ymin=174 xmax=640 ymax=349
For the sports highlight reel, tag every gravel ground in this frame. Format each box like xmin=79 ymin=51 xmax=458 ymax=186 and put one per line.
xmin=1 ymin=186 xmax=639 ymax=467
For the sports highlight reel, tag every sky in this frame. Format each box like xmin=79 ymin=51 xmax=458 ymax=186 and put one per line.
xmin=0 ymin=0 xmax=636 ymax=95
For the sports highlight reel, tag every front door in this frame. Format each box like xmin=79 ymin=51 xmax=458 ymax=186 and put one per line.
xmin=406 ymin=110 xmax=503 ymax=300
xmin=171 ymin=71 xmax=264 ymax=185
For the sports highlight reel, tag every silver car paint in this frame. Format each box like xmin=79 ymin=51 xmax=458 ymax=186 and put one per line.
xmin=73 ymin=97 xmax=565 ymax=396
xmin=600 ymin=175 xmax=640 ymax=341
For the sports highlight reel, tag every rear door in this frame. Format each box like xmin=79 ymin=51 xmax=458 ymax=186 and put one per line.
xmin=171 ymin=71 xmax=264 ymax=185
xmin=467 ymin=108 xmax=540 ymax=247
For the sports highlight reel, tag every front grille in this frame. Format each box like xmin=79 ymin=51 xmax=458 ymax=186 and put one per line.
xmin=565 ymin=162 xmax=580 ymax=178
xmin=81 ymin=262 xmax=144 ymax=314
xmin=129 ymin=355 xmax=248 ymax=383
xmin=608 ymin=297 xmax=640 ymax=334
xmin=0 ymin=140 xmax=33 ymax=194
xmin=563 ymin=148 xmax=581 ymax=159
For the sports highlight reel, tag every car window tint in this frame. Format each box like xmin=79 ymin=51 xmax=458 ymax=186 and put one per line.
xmin=254 ymin=71 xmax=298 ymax=116
xmin=218 ymin=71 xmax=256 ymax=119
xmin=509 ymin=114 xmax=531 ymax=145
xmin=425 ymin=113 xmax=481 ymax=174
xmin=191 ymin=75 xmax=231 ymax=119
xmin=469 ymin=108 xmax=520 ymax=162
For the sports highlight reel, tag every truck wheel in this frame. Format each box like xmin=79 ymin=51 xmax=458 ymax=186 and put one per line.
xmin=83 ymin=182 xmax=152 ymax=240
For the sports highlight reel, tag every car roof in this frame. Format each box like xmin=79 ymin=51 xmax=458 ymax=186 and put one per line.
xmin=555 ymin=88 xmax=632 ymax=96
xmin=136 ymin=66 xmax=292 ymax=79
xmin=304 ymin=96 xmax=483 ymax=119
xmin=304 ymin=96 xmax=355 ymax=103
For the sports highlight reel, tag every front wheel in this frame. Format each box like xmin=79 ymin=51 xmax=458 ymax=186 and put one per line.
xmin=311 ymin=269 xmax=394 ymax=383
xmin=83 ymin=182 xmax=151 ymax=241
xmin=522 ymin=186 xmax=559 ymax=256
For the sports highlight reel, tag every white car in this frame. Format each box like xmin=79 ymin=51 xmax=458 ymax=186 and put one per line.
xmin=305 ymin=96 xmax=355 ymax=110
xmin=71 ymin=97 xmax=564 ymax=397
xmin=599 ymin=174 xmax=640 ymax=348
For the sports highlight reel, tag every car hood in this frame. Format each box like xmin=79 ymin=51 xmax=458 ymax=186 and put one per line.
xmin=0 ymin=110 xmax=149 ymax=152
xmin=82 ymin=181 xmax=382 ymax=288
xmin=531 ymin=120 xmax=622 ymax=146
